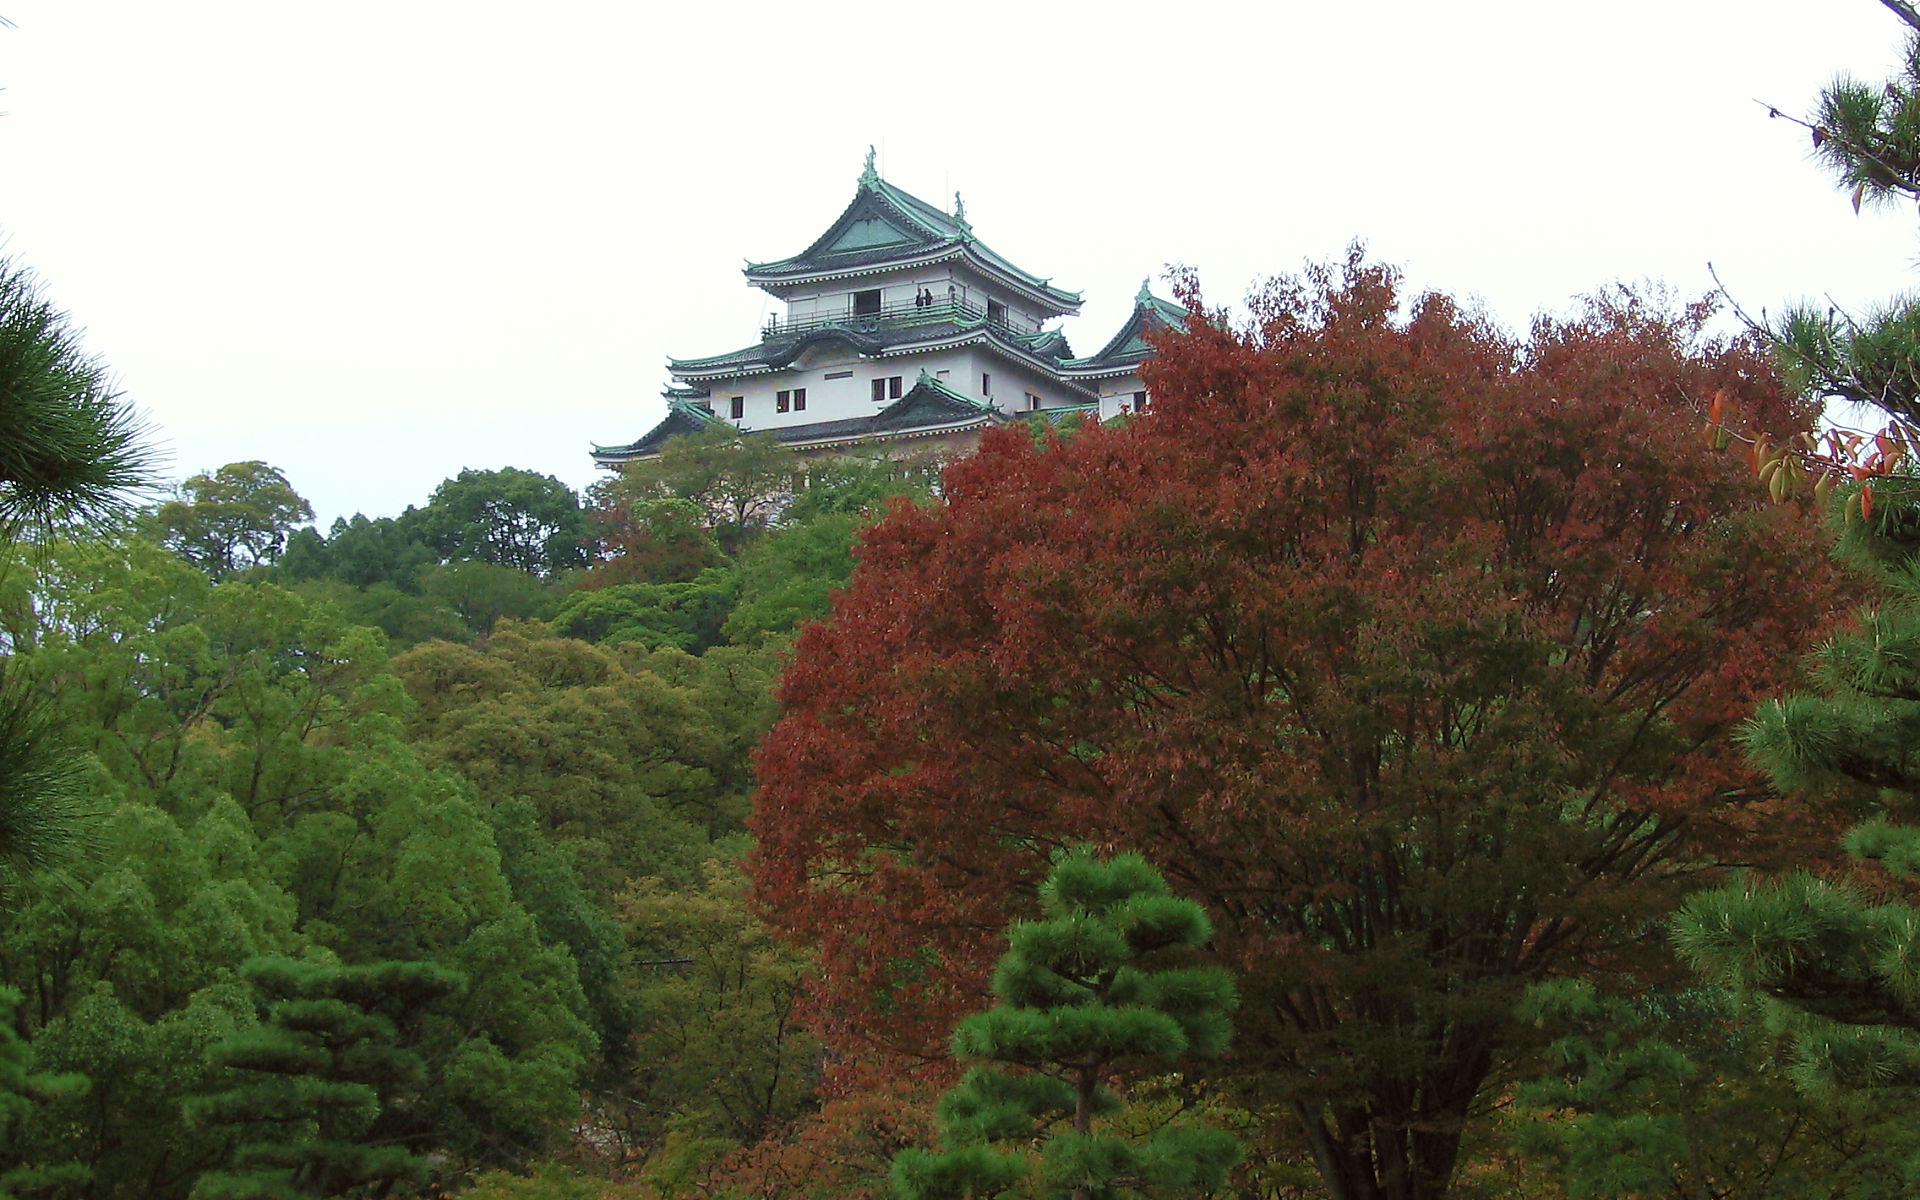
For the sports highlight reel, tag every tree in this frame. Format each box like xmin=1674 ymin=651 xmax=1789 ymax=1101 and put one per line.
xmin=4 ymin=536 xmax=595 ymax=1183
xmin=1504 ymin=980 xmax=1916 ymax=1198
xmin=0 ymin=256 xmax=151 ymax=903
xmin=892 ymin=847 xmax=1241 ymax=1200
xmin=0 ymin=664 xmax=94 ymax=903
xmin=0 ymin=257 xmax=150 ymax=535
xmin=404 ymin=467 xmax=588 ymax=578
xmin=1674 ymin=491 xmax=1920 ymax=1110
xmin=611 ymin=858 xmax=821 ymax=1175
xmin=596 ymin=425 xmax=800 ymax=557
xmin=187 ymin=957 xmax=464 ymax=1200
xmin=1671 ymin=2 xmax=1920 ymax=1159
xmin=1750 ymin=2 xmax=1920 ymax=425
xmin=751 ymin=255 xmax=1842 ymax=1200
xmin=150 ymin=461 xmax=314 ymax=579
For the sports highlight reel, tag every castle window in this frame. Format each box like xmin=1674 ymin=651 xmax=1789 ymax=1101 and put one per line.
xmin=777 ymin=390 xmax=790 ymax=413
xmin=982 ymin=373 xmax=992 ymax=397
xmin=824 ymin=370 xmax=853 ymax=380
xmin=853 ymin=290 xmax=882 ymax=316
xmin=987 ymin=299 xmax=1007 ymax=325
xmin=1134 ymin=390 xmax=1149 ymax=412
xmin=871 ymin=376 xmax=902 ymax=402
xmin=730 ymin=396 xmax=744 ymax=419
xmin=1027 ymin=392 xmax=1042 ymax=410
xmin=794 ymin=388 xmax=806 ymax=411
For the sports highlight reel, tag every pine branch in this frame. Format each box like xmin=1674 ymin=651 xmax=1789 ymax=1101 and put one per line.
xmin=1880 ymin=0 xmax=1920 ymax=34
xmin=1753 ymin=97 xmax=1920 ymax=202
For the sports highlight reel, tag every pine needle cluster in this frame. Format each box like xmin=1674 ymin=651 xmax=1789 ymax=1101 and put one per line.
xmin=892 ymin=847 xmax=1241 ymax=1200
xmin=0 ymin=258 xmax=152 ymax=534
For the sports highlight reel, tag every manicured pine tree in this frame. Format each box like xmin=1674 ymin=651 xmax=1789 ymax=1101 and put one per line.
xmin=187 ymin=956 xmax=463 ymax=1200
xmin=892 ymin=847 xmax=1241 ymax=1200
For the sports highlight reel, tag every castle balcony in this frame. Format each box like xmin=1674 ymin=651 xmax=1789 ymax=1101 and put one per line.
xmin=763 ymin=296 xmax=1024 ymax=340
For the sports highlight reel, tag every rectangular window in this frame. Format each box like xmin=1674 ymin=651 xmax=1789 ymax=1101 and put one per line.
xmin=729 ymin=396 xmax=744 ymax=419
xmin=777 ymin=390 xmax=790 ymax=413
xmin=982 ymin=373 xmax=992 ymax=397
xmin=889 ymin=376 xmax=902 ymax=399
xmin=1134 ymin=390 xmax=1150 ymax=412
xmin=824 ymin=370 xmax=852 ymax=381
xmin=1028 ymin=392 xmax=1042 ymax=411
xmin=793 ymin=387 xmax=807 ymax=412
xmin=986 ymin=299 xmax=1007 ymax=325
xmin=871 ymin=376 xmax=903 ymax=402
xmin=853 ymin=289 xmax=882 ymax=316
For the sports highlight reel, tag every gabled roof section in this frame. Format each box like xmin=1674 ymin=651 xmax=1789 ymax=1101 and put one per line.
xmin=664 ymin=320 xmax=1090 ymax=393
xmin=743 ymin=153 xmax=1082 ymax=316
xmin=590 ymin=395 xmax=720 ymax=467
xmin=1061 ymin=280 xmax=1188 ymax=378
xmin=871 ymin=370 xmax=997 ymax=433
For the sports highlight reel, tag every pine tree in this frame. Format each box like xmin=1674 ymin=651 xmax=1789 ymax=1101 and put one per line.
xmin=1760 ymin=2 xmax=1920 ymax=424
xmin=1674 ymin=1 xmax=1920 ymax=1117
xmin=1675 ymin=499 xmax=1920 ymax=1095
xmin=187 ymin=957 xmax=464 ymax=1200
xmin=0 ymin=255 xmax=151 ymax=901
xmin=891 ymin=848 xmax=1241 ymax=1200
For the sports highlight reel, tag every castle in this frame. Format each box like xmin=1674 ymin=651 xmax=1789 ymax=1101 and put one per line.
xmin=592 ymin=150 xmax=1183 ymax=466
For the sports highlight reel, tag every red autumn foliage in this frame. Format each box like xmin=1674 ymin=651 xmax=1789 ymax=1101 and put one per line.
xmin=748 ymin=253 xmax=1848 ymax=1200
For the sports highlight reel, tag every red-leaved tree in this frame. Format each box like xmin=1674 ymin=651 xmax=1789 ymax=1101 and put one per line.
xmin=749 ymin=254 xmax=1846 ymax=1200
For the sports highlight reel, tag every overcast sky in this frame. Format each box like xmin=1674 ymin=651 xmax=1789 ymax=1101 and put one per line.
xmin=3 ymin=1 xmax=1918 ymax=529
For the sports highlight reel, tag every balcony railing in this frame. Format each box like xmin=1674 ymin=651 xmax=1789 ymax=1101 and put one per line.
xmin=764 ymin=297 xmax=1029 ymax=340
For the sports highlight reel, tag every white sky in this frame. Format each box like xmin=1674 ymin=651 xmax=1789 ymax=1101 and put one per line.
xmin=3 ymin=1 xmax=1918 ymax=529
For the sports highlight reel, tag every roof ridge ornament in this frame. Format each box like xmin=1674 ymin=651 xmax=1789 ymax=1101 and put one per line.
xmin=861 ymin=145 xmax=878 ymax=186
xmin=916 ymin=367 xmax=936 ymax=386
xmin=952 ymin=191 xmax=972 ymax=240
xmin=1137 ymin=277 xmax=1153 ymax=306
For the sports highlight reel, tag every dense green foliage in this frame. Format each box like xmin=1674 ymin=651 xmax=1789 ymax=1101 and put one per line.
xmin=18 ymin=20 xmax=1920 ymax=1186
xmin=0 ymin=428 xmax=940 ymax=1198
xmin=893 ymin=848 xmax=1241 ymax=1200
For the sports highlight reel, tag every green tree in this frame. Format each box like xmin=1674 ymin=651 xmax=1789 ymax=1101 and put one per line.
xmin=596 ymin=425 xmax=800 ymax=557
xmin=1674 ymin=496 xmax=1920 ymax=1110
xmin=5 ymin=536 xmax=593 ymax=1183
xmin=392 ymin=621 xmax=759 ymax=894
xmin=550 ymin=571 xmax=736 ymax=653
xmin=1506 ymin=981 xmax=1916 ymax=1198
xmin=1755 ymin=2 xmax=1920 ymax=423
xmin=187 ymin=957 xmax=464 ymax=1200
xmin=0 ymin=986 xmax=88 ymax=1200
xmin=0 ymin=256 xmax=151 ymax=905
xmin=150 ymin=462 xmax=314 ymax=579
xmin=612 ymin=859 xmax=820 ymax=1171
xmin=0 ymin=664 xmax=94 ymax=903
xmin=418 ymin=560 xmax=561 ymax=637
xmin=892 ymin=847 xmax=1241 ymax=1200
xmin=0 ymin=257 xmax=150 ymax=534
xmin=404 ymin=467 xmax=588 ymax=578
xmin=1674 ymin=0 xmax=1920 ymax=1149
xmin=274 ymin=514 xmax=435 ymax=591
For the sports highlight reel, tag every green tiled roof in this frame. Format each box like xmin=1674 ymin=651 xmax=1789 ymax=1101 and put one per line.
xmin=591 ymin=396 xmax=720 ymax=465
xmin=665 ymin=318 xmax=1080 ymax=384
xmin=744 ymin=168 xmax=1081 ymax=313
xmin=870 ymin=369 xmax=996 ymax=432
xmin=1063 ymin=283 xmax=1188 ymax=374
